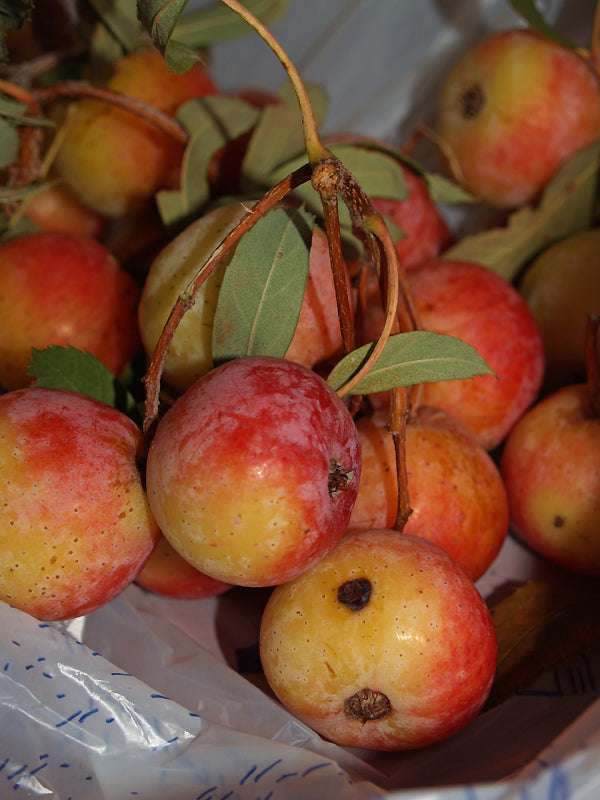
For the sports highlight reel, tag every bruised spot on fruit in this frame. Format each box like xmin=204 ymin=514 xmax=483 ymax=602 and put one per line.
xmin=328 ymin=459 xmax=355 ymax=498
xmin=553 ymin=515 xmax=565 ymax=528
xmin=460 ymin=84 xmax=485 ymax=119
xmin=337 ymin=577 xmax=372 ymax=611
xmin=344 ymin=688 xmax=392 ymax=723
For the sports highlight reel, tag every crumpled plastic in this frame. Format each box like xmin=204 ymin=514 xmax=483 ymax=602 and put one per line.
xmin=2 ymin=0 xmax=599 ymax=797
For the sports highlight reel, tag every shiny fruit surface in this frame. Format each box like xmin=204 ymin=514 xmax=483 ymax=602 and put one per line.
xmin=500 ymin=383 xmax=600 ymax=576
xmin=0 ymin=232 xmax=141 ymax=390
xmin=145 ymin=356 xmax=362 ymax=587
xmin=349 ymin=408 xmax=508 ymax=581
xmin=407 ymin=258 xmax=545 ymax=450
xmin=53 ymin=48 xmax=217 ymax=217
xmin=260 ymin=529 xmax=497 ymax=750
xmin=436 ymin=28 xmax=600 ymax=208
xmin=0 ymin=388 xmax=160 ymax=621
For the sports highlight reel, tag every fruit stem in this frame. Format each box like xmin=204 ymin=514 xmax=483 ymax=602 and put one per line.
xmin=32 ymin=81 xmax=188 ymax=145
xmin=584 ymin=313 xmax=600 ymax=418
xmin=218 ymin=0 xmax=330 ymax=168
xmin=388 ymin=386 xmax=413 ymax=531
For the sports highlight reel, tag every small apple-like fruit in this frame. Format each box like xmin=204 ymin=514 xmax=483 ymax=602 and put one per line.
xmin=500 ymin=382 xmax=600 ymax=576
xmin=0 ymin=231 xmax=141 ymax=391
xmin=138 ymin=202 xmax=353 ymax=393
xmin=53 ymin=48 xmax=218 ymax=218
xmin=259 ymin=528 xmax=497 ymax=751
xmin=145 ymin=356 xmax=361 ymax=587
xmin=406 ymin=258 xmax=545 ymax=450
xmin=23 ymin=180 xmax=107 ymax=239
xmin=0 ymin=387 xmax=160 ymax=621
xmin=135 ymin=535 xmax=233 ymax=599
xmin=436 ymin=28 xmax=600 ymax=208
xmin=348 ymin=408 xmax=509 ymax=581
xmin=518 ymin=227 xmax=600 ymax=392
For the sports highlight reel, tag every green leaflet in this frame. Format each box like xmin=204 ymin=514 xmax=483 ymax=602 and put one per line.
xmin=212 ymin=206 xmax=315 ymax=363
xmin=327 ymin=331 xmax=494 ymax=395
xmin=157 ymin=95 xmax=260 ymax=226
xmin=506 ymin=0 xmax=576 ymax=49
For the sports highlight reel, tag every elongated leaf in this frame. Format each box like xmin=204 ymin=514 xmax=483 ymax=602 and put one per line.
xmin=327 ymin=330 xmax=494 ymax=395
xmin=0 ymin=119 xmax=19 ymax=168
xmin=137 ymin=0 xmax=202 ymax=72
xmin=443 ymin=140 xmax=600 ymax=281
xmin=157 ymin=95 xmax=260 ymax=226
xmin=485 ymin=574 xmax=600 ymax=711
xmin=212 ymin=206 xmax=315 ymax=363
xmin=241 ymin=81 xmax=329 ymax=185
xmin=175 ymin=0 xmax=291 ymax=46
xmin=27 ymin=346 xmax=120 ymax=407
xmin=87 ymin=0 xmax=141 ymax=51
xmin=506 ymin=0 xmax=576 ymax=49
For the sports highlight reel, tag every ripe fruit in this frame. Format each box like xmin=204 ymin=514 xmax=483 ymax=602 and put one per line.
xmin=23 ymin=180 xmax=107 ymax=239
xmin=259 ymin=529 xmax=497 ymax=751
xmin=145 ymin=356 xmax=361 ymax=587
xmin=135 ymin=535 xmax=233 ymax=599
xmin=518 ymin=227 xmax=600 ymax=392
xmin=0 ymin=387 xmax=160 ymax=621
xmin=500 ymin=382 xmax=600 ymax=577
xmin=138 ymin=202 xmax=353 ymax=393
xmin=0 ymin=231 xmax=141 ymax=390
xmin=436 ymin=28 xmax=600 ymax=208
xmin=53 ymin=48 xmax=218 ymax=218
xmin=348 ymin=408 xmax=509 ymax=581
xmin=406 ymin=258 xmax=545 ymax=450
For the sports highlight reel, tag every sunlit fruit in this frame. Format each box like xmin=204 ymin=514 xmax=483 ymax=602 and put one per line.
xmin=0 ymin=387 xmax=160 ymax=621
xmin=436 ymin=28 xmax=600 ymax=208
xmin=260 ymin=528 xmax=497 ymax=750
xmin=145 ymin=356 xmax=361 ymax=587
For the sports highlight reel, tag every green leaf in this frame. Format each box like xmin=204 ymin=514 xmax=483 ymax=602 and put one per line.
xmin=27 ymin=345 xmax=137 ymax=417
xmin=156 ymin=94 xmax=260 ymax=226
xmin=175 ymin=0 xmax=291 ymax=47
xmin=327 ymin=330 xmax=494 ymax=395
xmin=443 ymin=140 xmax=600 ymax=281
xmin=0 ymin=118 xmax=19 ymax=169
xmin=136 ymin=0 xmax=201 ymax=72
xmin=0 ymin=0 xmax=32 ymax=61
xmin=425 ymin=172 xmax=477 ymax=205
xmin=212 ymin=205 xmax=315 ymax=363
xmin=86 ymin=0 xmax=142 ymax=52
xmin=241 ymin=81 xmax=329 ymax=185
xmin=506 ymin=0 xmax=577 ymax=49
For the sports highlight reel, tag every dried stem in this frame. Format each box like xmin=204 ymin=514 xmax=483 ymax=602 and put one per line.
xmin=388 ymin=386 xmax=413 ymax=530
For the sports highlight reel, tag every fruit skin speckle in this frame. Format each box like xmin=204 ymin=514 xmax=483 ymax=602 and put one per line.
xmin=0 ymin=387 xmax=160 ymax=621
xmin=145 ymin=356 xmax=362 ymax=588
xmin=259 ymin=529 xmax=497 ymax=751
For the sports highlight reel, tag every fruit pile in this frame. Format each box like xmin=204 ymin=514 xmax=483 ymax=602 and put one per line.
xmin=0 ymin=0 xmax=599 ymax=755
